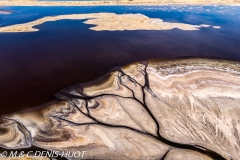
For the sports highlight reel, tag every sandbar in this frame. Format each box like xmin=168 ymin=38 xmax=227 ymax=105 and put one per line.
xmin=0 ymin=10 xmax=11 ymax=14
xmin=0 ymin=13 xmax=220 ymax=33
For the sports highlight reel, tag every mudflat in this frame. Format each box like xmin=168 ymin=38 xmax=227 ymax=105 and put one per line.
xmin=0 ymin=58 xmax=240 ymax=159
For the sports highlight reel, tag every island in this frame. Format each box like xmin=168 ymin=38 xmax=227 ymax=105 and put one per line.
xmin=0 ymin=13 xmax=220 ymax=33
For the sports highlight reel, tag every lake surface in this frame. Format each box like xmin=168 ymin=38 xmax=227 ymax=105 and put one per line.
xmin=0 ymin=5 xmax=240 ymax=116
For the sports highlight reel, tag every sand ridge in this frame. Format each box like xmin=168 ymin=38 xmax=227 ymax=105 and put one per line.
xmin=0 ymin=13 xmax=220 ymax=32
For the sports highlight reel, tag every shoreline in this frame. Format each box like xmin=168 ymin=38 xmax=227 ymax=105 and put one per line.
xmin=0 ymin=0 xmax=240 ymax=6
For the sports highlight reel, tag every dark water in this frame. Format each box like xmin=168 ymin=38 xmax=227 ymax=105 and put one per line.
xmin=0 ymin=6 xmax=240 ymax=116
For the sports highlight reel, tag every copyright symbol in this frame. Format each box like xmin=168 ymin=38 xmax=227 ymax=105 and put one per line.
xmin=1 ymin=151 xmax=7 ymax=157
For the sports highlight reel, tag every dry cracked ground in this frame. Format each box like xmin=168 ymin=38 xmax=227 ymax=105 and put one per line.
xmin=0 ymin=58 xmax=240 ymax=160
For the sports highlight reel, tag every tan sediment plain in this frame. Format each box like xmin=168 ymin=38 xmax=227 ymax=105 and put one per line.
xmin=0 ymin=0 xmax=240 ymax=6
xmin=0 ymin=13 xmax=220 ymax=33
xmin=0 ymin=58 xmax=240 ymax=159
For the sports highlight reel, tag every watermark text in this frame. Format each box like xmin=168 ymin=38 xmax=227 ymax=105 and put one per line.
xmin=0 ymin=150 xmax=86 ymax=158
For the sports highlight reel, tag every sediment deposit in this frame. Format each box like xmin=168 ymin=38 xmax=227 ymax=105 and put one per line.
xmin=0 ymin=58 xmax=239 ymax=159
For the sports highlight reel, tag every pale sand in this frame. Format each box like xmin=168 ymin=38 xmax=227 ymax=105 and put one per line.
xmin=0 ymin=0 xmax=240 ymax=6
xmin=0 ymin=13 xmax=220 ymax=32
xmin=0 ymin=10 xmax=11 ymax=14
xmin=213 ymin=26 xmax=221 ymax=28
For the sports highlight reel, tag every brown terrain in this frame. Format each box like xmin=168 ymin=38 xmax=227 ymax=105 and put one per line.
xmin=0 ymin=58 xmax=239 ymax=159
